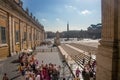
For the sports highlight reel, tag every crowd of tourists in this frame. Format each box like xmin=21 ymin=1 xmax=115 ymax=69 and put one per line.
xmin=18 ymin=52 xmax=61 ymax=80
xmin=82 ymin=59 xmax=96 ymax=80
xmin=17 ymin=52 xmax=96 ymax=80
xmin=74 ymin=58 xmax=96 ymax=80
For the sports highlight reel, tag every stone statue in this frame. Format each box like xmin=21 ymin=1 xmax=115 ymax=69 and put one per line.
xmin=54 ymin=31 xmax=60 ymax=46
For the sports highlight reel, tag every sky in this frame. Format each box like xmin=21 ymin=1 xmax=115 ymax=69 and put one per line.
xmin=22 ymin=0 xmax=101 ymax=32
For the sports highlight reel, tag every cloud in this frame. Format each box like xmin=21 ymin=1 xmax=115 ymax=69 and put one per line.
xmin=65 ymin=5 xmax=77 ymax=10
xmin=41 ymin=18 xmax=47 ymax=22
xmin=65 ymin=5 xmax=92 ymax=15
xmin=56 ymin=18 xmax=60 ymax=22
xmin=65 ymin=5 xmax=81 ymax=15
xmin=80 ymin=10 xmax=92 ymax=15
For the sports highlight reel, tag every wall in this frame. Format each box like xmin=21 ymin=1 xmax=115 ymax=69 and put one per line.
xmin=0 ymin=0 xmax=45 ymax=58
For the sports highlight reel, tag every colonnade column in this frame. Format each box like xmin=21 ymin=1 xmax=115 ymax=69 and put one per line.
xmin=8 ymin=14 xmax=12 ymax=56
xmin=20 ymin=21 xmax=23 ymax=51
xmin=117 ymin=0 xmax=120 ymax=79
xmin=12 ymin=17 xmax=16 ymax=55
xmin=96 ymin=0 xmax=119 ymax=80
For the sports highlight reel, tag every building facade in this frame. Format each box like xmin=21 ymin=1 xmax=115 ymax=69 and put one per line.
xmin=0 ymin=0 xmax=45 ymax=58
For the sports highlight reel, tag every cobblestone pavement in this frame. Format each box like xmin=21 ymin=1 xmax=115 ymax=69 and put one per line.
xmin=0 ymin=55 xmax=24 ymax=80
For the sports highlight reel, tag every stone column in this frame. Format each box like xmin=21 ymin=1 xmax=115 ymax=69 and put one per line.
xmin=20 ymin=21 xmax=23 ymax=51
xmin=30 ymin=26 xmax=32 ymax=48
xmin=40 ymin=30 xmax=42 ymax=44
xmin=8 ymin=14 xmax=12 ymax=56
xmin=41 ymin=30 xmax=44 ymax=42
xmin=117 ymin=0 xmax=120 ymax=79
xmin=34 ymin=28 xmax=36 ymax=47
xmin=26 ymin=25 xmax=28 ymax=49
xmin=39 ymin=31 xmax=41 ymax=45
xmin=97 ymin=0 xmax=119 ymax=80
xmin=11 ymin=17 xmax=16 ymax=55
xmin=31 ymin=27 xmax=33 ymax=48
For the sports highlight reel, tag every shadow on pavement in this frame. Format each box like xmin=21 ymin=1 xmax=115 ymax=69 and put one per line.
xmin=11 ymin=59 xmax=19 ymax=63
xmin=10 ymin=74 xmax=21 ymax=80
xmin=12 ymin=69 xmax=18 ymax=72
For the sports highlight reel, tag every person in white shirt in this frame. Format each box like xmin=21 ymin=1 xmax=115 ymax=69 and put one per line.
xmin=35 ymin=74 xmax=40 ymax=80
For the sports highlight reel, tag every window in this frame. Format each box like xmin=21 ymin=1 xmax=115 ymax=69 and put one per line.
xmin=0 ymin=11 xmax=7 ymax=44
xmin=29 ymin=33 xmax=31 ymax=41
xmin=36 ymin=34 xmax=37 ymax=40
xmin=0 ymin=26 xmax=6 ymax=44
xmin=33 ymin=33 xmax=35 ymax=40
xmin=24 ymin=32 xmax=27 ymax=41
xmin=15 ymin=22 xmax=20 ymax=43
xmin=15 ymin=31 xmax=19 ymax=42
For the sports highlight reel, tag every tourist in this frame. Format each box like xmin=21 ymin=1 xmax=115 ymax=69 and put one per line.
xmin=82 ymin=58 xmax=85 ymax=65
xmin=92 ymin=60 xmax=96 ymax=71
xmin=89 ymin=69 xmax=94 ymax=80
xmin=35 ymin=74 xmax=41 ymax=80
xmin=52 ymin=68 xmax=59 ymax=80
xmin=63 ymin=78 xmax=66 ymax=80
xmin=29 ymin=74 xmax=34 ymax=80
xmin=82 ymin=68 xmax=86 ymax=80
xmin=2 ymin=73 xmax=9 ymax=80
xmin=18 ymin=64 xmax=22 ymax=73
xmin=75 ymin=67 xmax=80 ymax=77
xmin=73 ymin=74 xmax=80 ymax=80
xmin=25 ymin=69 xmax=30 ymax=80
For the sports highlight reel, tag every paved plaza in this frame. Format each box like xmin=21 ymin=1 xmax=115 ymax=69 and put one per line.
xmin=0 ymin=42 xmax=97 ymax=80
xmin=0 ymin=55 xmax=23 ymax=80
xmin=35 ymin=46 xmax=63 ymax=66
xmin=0 ymin=46 xmax=73 ymax=80
xmin=35 ymin=46 xmax=74 ymax=79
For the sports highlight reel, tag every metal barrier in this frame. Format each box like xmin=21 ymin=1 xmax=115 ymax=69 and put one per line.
xmin=35 ymin=48 xmax=58 ymax=52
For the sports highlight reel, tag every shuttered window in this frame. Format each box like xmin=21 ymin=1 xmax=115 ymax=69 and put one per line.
xmin=24 ymin=32 xmax=27 ymax=41
xmin=0 ymin=10 xmax=7 ymax=44
xmin=15 ymin=22 xmax=20 ymax=42
xmin=0 ymin=26 xmax=6 ymax=44
xmin=15 ymin=31 xmax=19 ymax=42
